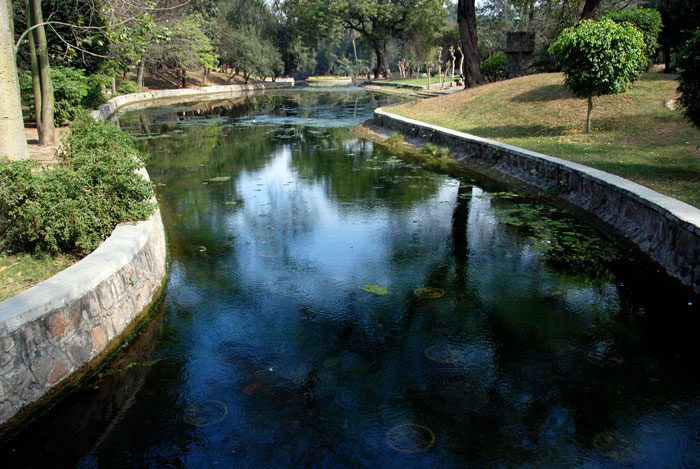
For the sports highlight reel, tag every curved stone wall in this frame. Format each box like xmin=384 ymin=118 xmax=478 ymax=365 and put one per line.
xmin=374 ymin=108 xmax=700 ymax=293
xmin=92 ymin=81 xmax=294 ymax=120
xmin=0 ymin=81 xmax=297 ymax=429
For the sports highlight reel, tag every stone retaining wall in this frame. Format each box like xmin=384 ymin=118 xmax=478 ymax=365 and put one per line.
xmin=374 ymin=108 xmax=700 ymax=293
xmin=92 ymin=81 xmax=294 ymax=120
xmin=0 ymin=191 xmax=167 ymax=426
xmin=0 ymin=82 xmax=297 ymax=429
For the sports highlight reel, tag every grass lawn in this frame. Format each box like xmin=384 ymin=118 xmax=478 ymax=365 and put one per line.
xmin=1 ymin=252 xmax=79 ymax=301
xmin=384 ymin=76 xmax=458 ymax=87
xmin=388 ymin=72 xmax=700 ymax=208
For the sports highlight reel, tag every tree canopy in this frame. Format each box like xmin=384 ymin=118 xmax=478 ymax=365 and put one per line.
xmin=550 ymin=18 xmax=646 ymax=132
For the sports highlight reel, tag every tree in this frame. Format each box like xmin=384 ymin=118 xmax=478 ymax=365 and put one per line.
xmin=457 ymin=0 xmax=484 ymax=87
xmin=677 ymin=29 xmax=700 ymax=128
xmin=146 ymin=14 xmax=217 ymax=88
xmin=0 ymin=0 xmax=29 ymax=160
xmin=550 ymin=18 xmax=646 ymax=133
xmin=580 ymin=0 xmax=601 ymax=20
xmin=291 ymin=0 xmax=446 ymax=79
xmin=606 ymin=7 xmax=663 ymax=69
xmin=26 ymin=0 xmax=56 ymax=145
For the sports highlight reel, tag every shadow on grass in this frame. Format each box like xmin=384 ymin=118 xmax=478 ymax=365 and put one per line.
xmin=466 ymin=124 xmax=569 ymax=139
xmin=511 ymin=84 xmax=573 ymax=102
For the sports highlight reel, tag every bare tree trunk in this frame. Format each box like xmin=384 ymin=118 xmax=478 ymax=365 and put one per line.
xmin=0 ymin=0 xmax=29 ymax=160
xmin=111 ymin=75 xmax=116 ymax=94
xmin=28 ymin=0 xmax=56 ymax=145
xmin=586 ymin=96 xmax=593 ymax=133
xmin=457 ymin=0 xmax=484 ymax=88
xmin=137 ymin=56 xmax=145 ymax=91
xmin=350 ymin=30 xmax=358 ymax=64
xmin=580 ymin=0 xmax=601 ymax=20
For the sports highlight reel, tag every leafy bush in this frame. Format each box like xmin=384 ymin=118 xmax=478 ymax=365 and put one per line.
xmin=0 ymin=113 xmax=155 ymax=255
xmin=19 ymin=66 xmax=90 ymax=126
xmin=677 ymin=29 xmax=700 ymax=128
xmin=480 ymin=53 xmax=506 ymax=82
xmin=82 ymin=73 xmax=111 ymax=109
xmin=606 ymin=7 xmax=663 ymax=67
xmin=117 ymin=79 xmax=139 ymax=95
xmin=549 ymin=19 xmax=646 ymax=132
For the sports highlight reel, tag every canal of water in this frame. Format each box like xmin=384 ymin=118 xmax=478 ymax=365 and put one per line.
xmin=3 ymin=89 xmax=700 ymax=467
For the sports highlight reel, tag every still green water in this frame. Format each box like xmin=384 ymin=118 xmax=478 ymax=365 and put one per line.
xmin=4 ymin=90 xmax=700 ymax=467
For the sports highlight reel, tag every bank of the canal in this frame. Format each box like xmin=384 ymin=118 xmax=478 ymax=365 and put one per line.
xmin=2 ymin=90 xmax=699 ymax=467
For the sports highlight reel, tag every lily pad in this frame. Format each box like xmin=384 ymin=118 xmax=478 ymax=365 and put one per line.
xmin=414 ymin=287 xmax=445 ymax=299
xmin=205 ymin=176 xmax=231 ymax=183
xmin=182 ymin=399 xmax=228 ymax=427
xmin=386 ymin=423 xmax=435 ymax=453
xmin=361 ymin=284 xmax=391 ymax=295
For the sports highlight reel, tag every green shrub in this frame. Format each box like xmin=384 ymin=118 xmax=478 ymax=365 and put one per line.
xmin=549 ymin=19 xmax=646 ymax=132
xmin=606 ymin=7 xmax=663 ymax=67
xmin=480 ymin=53 xmax=506 ymax=82
xmin=82 ymin=74 xmax=111 ymax=109
xmin=677 ymin=29 xmax=700 ymax=128
xmin=117 ymin=79 xmax=139 ymax=95
xmin=19 ymin=66 xmax=90 ymax=126
xmin=0 ymin=113 xmax=155 ymax=255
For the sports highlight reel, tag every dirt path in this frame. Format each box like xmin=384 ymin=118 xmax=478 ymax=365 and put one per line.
xmin=25 ymin=126 xmax=68 ymax=166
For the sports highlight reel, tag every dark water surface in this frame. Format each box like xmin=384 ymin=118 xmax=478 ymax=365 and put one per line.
xmin=4 ymin=90 xmax=700 ymax=467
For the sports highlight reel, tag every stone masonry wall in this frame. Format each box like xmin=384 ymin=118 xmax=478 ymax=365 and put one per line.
xmin=0 ymin=82 xmax=296 ymax=428
xmin=374 ymin=108 xmax=700 ymax=293
xmin=0 ymin=204 xmax=166 ymax=425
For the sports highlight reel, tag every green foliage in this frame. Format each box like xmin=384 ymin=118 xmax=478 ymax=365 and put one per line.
xmin=148 ymin=14 xmax=218 ymax=73
xmin=386 ymin=132 xmax=404 ymax=145
xmin=550 ymin=19 xmax=646 ymax=100
xmin=677 ymin=29 xmax=700 ymax=128
xmin=82 ymin=74 xmax=111 ymax=109
xmin=117 ymin=80 xmax=140 ymax=95
xmin=480 ymin=53 xmax=506 ymax=82
xmin=220 ymin=26 xmax=283 ymax=81
xmin=361 ymin=284 xmax=391 ymax=295
xmin=19 ymin=66 xmax=89 ymax=126
xmin=0 ymin=113 xmax=155 ymax=255
xmin=606 ymin=8 xmax=663 ymax=66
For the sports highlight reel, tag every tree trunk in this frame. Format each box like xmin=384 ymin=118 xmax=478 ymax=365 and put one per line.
xmin=26 ymin=0 xmax=41 ymax=134
xmin=181 ymin=68 xmax=186 ymax=88
xmin=137 ymin=56 xmax=145 ymax=91
xmin=663 ymin=43 xmax=671 ymax=72
xmin=111 ymin=75 xmax=116 ymax=94
xmin=28 ymin=0 xmax=56 ymax=145
xmin=586 ymin=95 xmax=593 ymax=133
xmin=457 ymin=0 xmax=484 ymax=88
xmin=351 ymin=31 xmax=358 ymax=64
xmin=373 ymin=41 xmax=390 ymax=79
xmin=580 ymin=0 xmax=601 ymax=20
xmin=0 ymin=0 xmax=29 ymax=160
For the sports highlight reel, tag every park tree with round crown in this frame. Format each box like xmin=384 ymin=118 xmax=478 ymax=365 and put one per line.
xmin=550 ymin=18 xmax=646 ymax=133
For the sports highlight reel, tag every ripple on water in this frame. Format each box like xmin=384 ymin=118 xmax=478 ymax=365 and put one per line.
xmin=182 ymin=399 xmax=229 ymax=427
xmin=385 ymin=423 xmax=436 ymax=453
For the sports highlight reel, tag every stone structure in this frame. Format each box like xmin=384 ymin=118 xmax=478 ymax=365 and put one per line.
xmin=506 ymin=32 xmax=535 ymax=79
xmin=92 ymin=81 xmax=295 ymax=120
xmin=374 ymin=108 xmax=700 ymax=293
xmin=0 ymin=184 xmax=167 ymax=426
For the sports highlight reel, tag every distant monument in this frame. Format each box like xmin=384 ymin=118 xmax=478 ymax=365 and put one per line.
xmin=505 ymin=31 xmax=535 ymax=79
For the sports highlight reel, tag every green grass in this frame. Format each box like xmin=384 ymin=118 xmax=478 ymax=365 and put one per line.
xmin=306 ymin=76 xmax=351 ymax=81
xmin=383 ymin=76 xmax=459 ymax=87
xmin=389 ymin=72 xmax=700 ymax=208
xmin=1 ymin=252 xmax=79 ymax=301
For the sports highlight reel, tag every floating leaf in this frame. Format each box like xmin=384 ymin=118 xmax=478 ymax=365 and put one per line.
xmin=414 ymin=287 xmax=445 ymax=299
xmin=205 ymin=176 xmax=231 ymax=183
xmin=386 ymin=423 xmax=435 ymax=453
xmin=182 ymin=399 xmax=228 ymax=427
xmin=361 ymin=284 xmax=391 ymax=295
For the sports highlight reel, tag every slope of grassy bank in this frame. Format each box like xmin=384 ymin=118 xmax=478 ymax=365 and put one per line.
xmin=388 ymin=72 xmax=700 ymax=208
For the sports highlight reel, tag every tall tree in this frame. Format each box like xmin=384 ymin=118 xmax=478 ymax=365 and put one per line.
xmin=457 ymin=0 xmax=484 ymax=87
xmin=27 ymin=0 xmax=56 ymax=145
xmin=0 ymin=0 xmax=29 ymax=160
xmin=580 ymin=0 xmax=601 ymax=20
